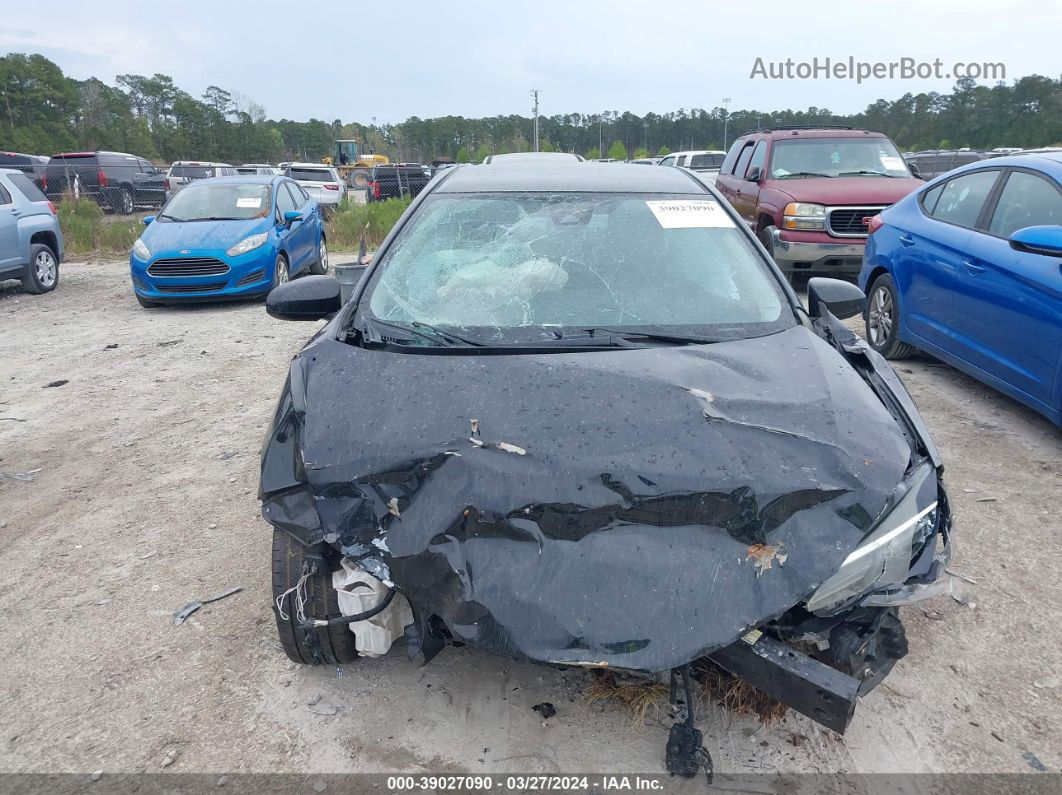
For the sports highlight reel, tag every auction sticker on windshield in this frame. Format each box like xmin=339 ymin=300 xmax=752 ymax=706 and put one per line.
xmin=646 ymin=200 xmax=735 ymax=229
xmin=236 ymin=197 xmax=262 ymax=208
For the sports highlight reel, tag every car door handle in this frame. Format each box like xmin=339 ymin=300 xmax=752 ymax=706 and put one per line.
xmin=962 ymin=259 xmax=986 ymax=275
xmin=899 ymin=234 xmax=915 ymax=247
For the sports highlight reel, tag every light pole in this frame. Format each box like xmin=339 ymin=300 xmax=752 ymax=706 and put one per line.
xmin=722 ymin=97 xmax=732 ymax=149
xmin=598 ymin=116 xmax=603 ymax=159
xmin=643 ymin=122 xmax=648 ymax=155
xmin=531 ymin=89 xmax=540 ymax=152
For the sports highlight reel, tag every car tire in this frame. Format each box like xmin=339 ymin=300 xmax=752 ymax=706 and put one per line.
xmin=758 ymin=225 xmax=793 ymax=283
xmin=113 ymin=187 xmax=134 ymax=215
xmin=348 ymin=168 xmax=370 ymax=189
xmin=21 ymin=243 xmax=59 ymax=294
xmin=271 ymin=528 xmax=358 ymax=665
xmin=865 ymin=273 xmax=917 ymax=360
xmin=309 ymin=236 xmax=329 ymax=276
xmin=135 ymin=293 xmax=159 ymax=308
xmin=272 ymin=253 xmax=290 ymax=288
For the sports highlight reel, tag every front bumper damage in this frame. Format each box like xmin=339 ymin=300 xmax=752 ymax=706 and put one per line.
xmin=260 ymin=317 xmax=953 ymax=774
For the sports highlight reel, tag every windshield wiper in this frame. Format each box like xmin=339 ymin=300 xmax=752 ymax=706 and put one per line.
xmin=574 ymin=327 xmax=719 ymax=345
xmin=838 ymin=170 xmax=897 ymax=178
xmin=157 ymin=213 xmax=186 ymax=222
xmin=360 ymin=317 xmax=483 ymax=347
xmin=777 ymin=171 xmax=834 ymax=179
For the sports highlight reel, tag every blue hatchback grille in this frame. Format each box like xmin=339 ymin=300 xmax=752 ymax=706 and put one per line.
xmin=148 ymin=257 xmax=230 ymax=277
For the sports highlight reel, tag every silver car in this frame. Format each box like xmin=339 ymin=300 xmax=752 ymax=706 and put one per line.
xmin=0 ymin=168 xmax=64 ymax=294
xmin=165 ymin=161 xmax=238 ymax=197
xmin=284 ymin=163 xmax=346 ymax=210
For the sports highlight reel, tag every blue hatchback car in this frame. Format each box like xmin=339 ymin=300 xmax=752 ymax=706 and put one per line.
xmin=130 ymin=175 xmax=328 ymax=306
xmin=860 ymin=153 xmax=1062 ymax=424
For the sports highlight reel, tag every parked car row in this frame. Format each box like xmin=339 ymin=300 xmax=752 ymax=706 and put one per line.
xmin=0 ymin=167 xmax=64 ymax=294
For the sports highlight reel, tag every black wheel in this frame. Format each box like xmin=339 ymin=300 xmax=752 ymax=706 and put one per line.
xmin=271 ymin=528 xmax=357 ymax=665
xmin=865 ymin=273 xmax=917 ymax=359
xmin=309 ymin=236 xmax=329 ymax=275
xmin=21 ymin=244 xmax=59 ymax=294
xmin=135 ymin=293 xmax=159 ymax=308
xmin=272 ymin=253 xmax=290 ymax=288
xmin=113 ymin=187 xmax=134 ymax=215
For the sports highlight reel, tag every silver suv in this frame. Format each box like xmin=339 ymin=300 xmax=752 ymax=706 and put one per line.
xmin=165 ymin=161 xmax=237 ymax=196
xmin=0 ymin=168 xmax=64 ymax=294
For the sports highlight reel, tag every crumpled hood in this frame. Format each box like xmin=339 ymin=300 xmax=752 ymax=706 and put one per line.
xmin=268 ymin=324 xmax=913 ymax=671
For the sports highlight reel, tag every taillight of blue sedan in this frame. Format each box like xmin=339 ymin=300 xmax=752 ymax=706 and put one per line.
xmin=129 ymin=175 xmax=329 ymax=308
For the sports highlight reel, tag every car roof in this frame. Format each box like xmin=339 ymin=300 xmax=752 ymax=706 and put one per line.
xmin=922 ymin=152 xmax=1062 ymax=183
xmin=286 ymin=162 xmax=333 ymax=168
xmin=184 ymin=174 xmax=288 ymax=185
xmin=170 ymin=160 xmax=232 ymax=166
xmin=668 ymin=150 xmax=726 ymax=156
xmin=745 ymin=128 xmax=888 ymax=141
xmin=435 ymin=161 xmax=708 ymax=194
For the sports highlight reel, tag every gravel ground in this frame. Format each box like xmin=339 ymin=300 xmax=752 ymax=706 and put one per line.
xmin=0 ymin=259 xmax=1059 ymax=778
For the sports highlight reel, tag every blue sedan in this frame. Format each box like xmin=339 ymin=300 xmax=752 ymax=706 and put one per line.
xmin=130 ymin=175 xmax=328 ymax=306
xmin=859 ymin=153 xmax=1062 ymax=424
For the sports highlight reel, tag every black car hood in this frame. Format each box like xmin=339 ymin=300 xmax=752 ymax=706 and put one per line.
xmin=262 ymin=324 xmax=914 ymax=671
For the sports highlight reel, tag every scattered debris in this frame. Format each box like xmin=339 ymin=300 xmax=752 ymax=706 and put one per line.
xmin=307 ymin=692 xmax=321 ymax=706
xmin=922 ymin=609 xmax=944 ymax=620
xmin=1033 ymin=676 xmax=1059 ymax=690
xmin=961 ymin=488 xmax=977 ymax=493
xmin=104 ymin=343 xmax=119 ymax=350
xmin=157 ymin=340 xmax=183 ymax=347
xmin=0 ymin=417 xmax=26 ymax=422
xmin=746 ymin=543 xmax=788 ymax=576
xmin=90 ymin=770 xmax=103 ymax=782
xmin=172 ymin=586 xmax=243 ymax=625
xmin=43 ymin=380 xmax=68 ymax=388
xmin=161 ymin=748 xmax=179 ymax=768
xmin=387 ymin=497 xmax=401 ymax=517
xmin=532 ymin=702 xmax=556 ymax=719
xmin=308 ymin=701 xmax=339 ymax=716
xmin=1023 ymin=751 xmax=1048 ymax=772
xmin=497 ymin=442 xmax=527 ymax=455
xmin=2 ymin=468 xmax=42 ymax=482
xmin=787 ymin=732 xmax=808 ymax=747
xmin=945 ymin=568 xmax=978 ymax=585
xmin=991 ymin=731 xmax=1004 ymax=743
xmin=976 ymin=497 xmax=998 ymax=503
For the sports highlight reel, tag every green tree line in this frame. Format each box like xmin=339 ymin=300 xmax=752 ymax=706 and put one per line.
xmin=2 ymin=53 xmax=1060 ymax=165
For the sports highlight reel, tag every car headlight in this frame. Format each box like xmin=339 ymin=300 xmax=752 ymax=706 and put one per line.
xmin=227 ymin=232 xmax=269 ymax=257
xmin=132 ymin=238 xmax=151 ymax=261
xmin=806 ymin=463 xmax=939 ymax=614
xmin=783 ymin=202 xmax=827 ymax=231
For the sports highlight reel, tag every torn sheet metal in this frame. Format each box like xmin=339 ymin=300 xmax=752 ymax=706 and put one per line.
xmin=261 ymin=324 xmax=914 ymax=672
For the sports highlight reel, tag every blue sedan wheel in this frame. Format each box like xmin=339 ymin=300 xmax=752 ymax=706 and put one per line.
xmin=865 ymin=273 xmax=916 ymax=360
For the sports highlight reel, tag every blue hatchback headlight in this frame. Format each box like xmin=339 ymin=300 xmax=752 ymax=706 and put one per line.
xmin=132 ymin=238 xmax=151 ymax=261
xmin=227 ymin=232 xmax=268 ymax=257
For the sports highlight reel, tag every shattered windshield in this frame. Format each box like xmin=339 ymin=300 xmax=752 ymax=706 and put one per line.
xmin=360 ymin=192 xmax=795 ymax=345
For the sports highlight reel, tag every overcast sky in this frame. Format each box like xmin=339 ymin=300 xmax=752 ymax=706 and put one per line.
xmin=4 ymin=0 xmax=1060 ymax=123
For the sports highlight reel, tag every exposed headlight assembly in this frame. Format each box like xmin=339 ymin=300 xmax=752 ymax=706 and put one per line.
xmin=132 ymin=238 xmax=151 ymax=261
xmin=783 ymin=202 xmax=827 ymax=231
xmin=227 ymin=232 xmax=268 ymax=257
xmin=806 ymin=463 xmax=939 ymax=614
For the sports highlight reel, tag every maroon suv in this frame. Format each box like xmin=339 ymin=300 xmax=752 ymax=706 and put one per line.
xmin=714 ymin=127 xmax=923 ymax=278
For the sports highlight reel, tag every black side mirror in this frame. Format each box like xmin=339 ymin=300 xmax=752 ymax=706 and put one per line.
xmin=907 ymin=162 xmax=922 ymax=179
xmin=807 ymin=277 xmax=865 ymax=320
xmin=746 ymin=166 xmax=762 ymax=183
xmin=266 ymin=275 xmax=342 ymax=321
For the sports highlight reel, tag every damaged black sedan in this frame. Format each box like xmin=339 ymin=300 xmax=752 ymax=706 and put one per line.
xmin=259 ymin=161 xmax=952 ymax=776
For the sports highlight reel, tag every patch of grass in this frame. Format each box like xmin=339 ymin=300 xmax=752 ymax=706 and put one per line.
xmin=57 ymin=197 xmax=141 ymax=256
xmin=584 ymin=673 xmax=670 ymax=724
xmin=697 ymin=659 xmax=789 ymax=724
xmin=327 ymin=197 xmax=411 ymax=251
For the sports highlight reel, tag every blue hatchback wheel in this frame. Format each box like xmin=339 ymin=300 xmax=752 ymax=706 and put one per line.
xmin=273 ymin=254 xmax=289 ymax=287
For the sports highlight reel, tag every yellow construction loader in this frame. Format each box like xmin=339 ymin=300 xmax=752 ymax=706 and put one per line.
xmin=323 ymin=140 xmax=389 ymax=188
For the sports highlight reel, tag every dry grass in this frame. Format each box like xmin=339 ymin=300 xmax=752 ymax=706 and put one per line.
xmin=584 ymin=674 xmax=670 ymax=724
xmin=697 ymin=659 xmax=790 ymax=724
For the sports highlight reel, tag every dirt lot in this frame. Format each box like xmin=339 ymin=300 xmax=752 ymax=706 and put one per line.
xmin=0 ymin=259 xmax=1059 ymax=778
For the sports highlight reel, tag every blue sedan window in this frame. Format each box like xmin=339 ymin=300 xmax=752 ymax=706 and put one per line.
xmin=928 ymin=170 xmax=999 ymax=228
xmin=988 ymin=171 xmax=1062 ymax=237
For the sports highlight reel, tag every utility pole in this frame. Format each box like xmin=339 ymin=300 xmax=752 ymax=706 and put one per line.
xmin=643 ymin=122 xmax=649 ymax=154
xmin=530 ymin=89 xmax=540 ymax=152
xmin=722 ymin=97 xmax=732 ymax=150
xmin=598 ymin=116 xmax=603 ymax=159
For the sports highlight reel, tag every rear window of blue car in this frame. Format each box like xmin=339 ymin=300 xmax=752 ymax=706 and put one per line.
xmin=8 ymin=173 xmax=47 ymax=202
